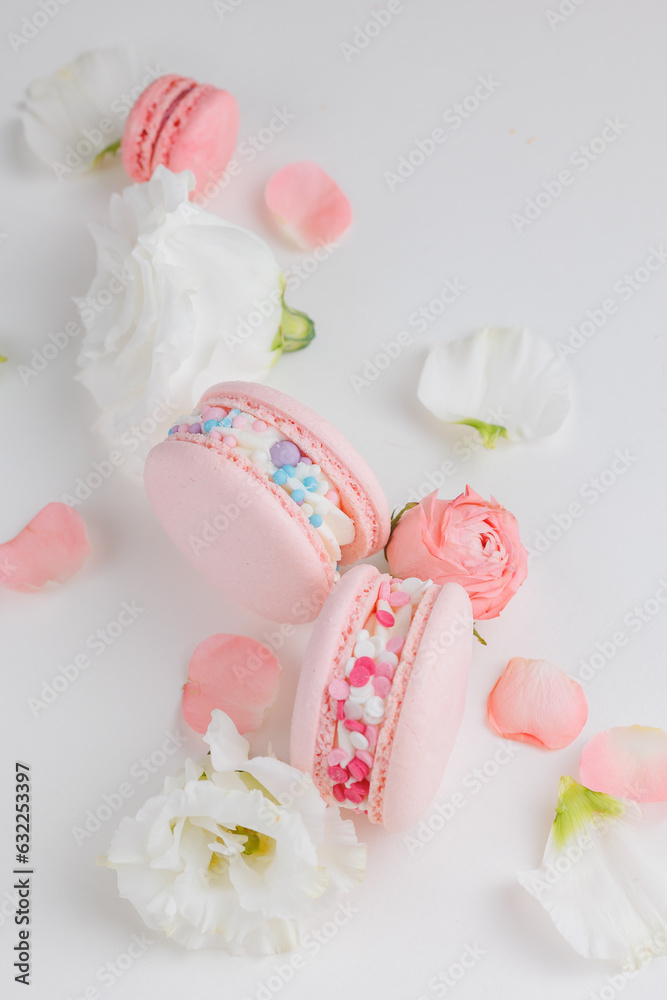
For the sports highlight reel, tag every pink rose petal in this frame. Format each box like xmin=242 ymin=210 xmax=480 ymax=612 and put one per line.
xmin=579 ymin=725 xmax=667 ymax=802
xmin=265 ymin=160 xmax=352 ymax=249
xmin=0 ymin=502 xmax=90 ymax=592
xmin=183 ymin=634 xmax=280 ymax=735
xmin=487 ymin=657 xmax=588 ymax=749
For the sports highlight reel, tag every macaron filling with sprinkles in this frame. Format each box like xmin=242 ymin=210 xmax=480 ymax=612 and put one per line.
xmin=166 ymin=405 xmax=355 ymax=573
xmin=325 ymin=576 xmax=432 ymax=812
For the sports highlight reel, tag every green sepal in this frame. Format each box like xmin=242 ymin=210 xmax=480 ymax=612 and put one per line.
xmin=235 ymin=769 xmax=281 ymax=806
xmin=552 ymin=776 xmax=625 ymax=849
xmin=383 ymin=501 xmax=419 ymax=558
xmin=473 ymin=626 xmax=487 ymax=646
xmin=456 ymin=418 xmax=508 ymax=449
xmin=93 ymin=139 xmax=121 ymax=166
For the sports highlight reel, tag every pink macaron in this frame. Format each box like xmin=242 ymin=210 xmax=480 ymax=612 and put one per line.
xmin=144 ymin=382 xmax=390 ymax=624
xmin=122 ymin=74 xmax=239 ymax=197
xmin=290 ymin=565 xmax=473 ymax=832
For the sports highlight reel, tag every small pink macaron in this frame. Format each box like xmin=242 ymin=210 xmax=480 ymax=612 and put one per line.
xmin=290 ymin=564 xmax=473 ymax=832
xmin=144 ymin=382 xmax=390 ymax=623
xmin=121 ymin=74 xmax=239 ymax=199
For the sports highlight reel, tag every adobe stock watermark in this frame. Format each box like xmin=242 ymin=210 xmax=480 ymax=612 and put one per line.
xmin=556 ymin=246 xmax=667 ymax=359
xmin=525 ymin=449 xmax=638 ymax=561
xmin=340 ymin=0 xmax=409 ymax=63
xmin=70 ymin=729 xmax=189 ymax=845
xmin=27 ymin=600 xmax=145 ymax=716
xmin=65 ymin=933 xmax=153 ymax=999
xmin=350 ymin=277 xmax=467 ymax=393
xmin=385 ymin=76 xmax=501 ymax=191
xmin=213 ymin=0 xmax=246 ymax=19
xmin=405 ymin=742 xmax=522 ymax=853
xmin=416 ymin=942 xmax=486 ymax=998
xmin=8 ymin=0 xmax=75 ymax=53
xmin=511 ymin=117 xmax=628 ymax=234
xmin=576 ymin=579 xmax=667 ymax=686
xmin=545 ymin=0 xmax=589 ymax=31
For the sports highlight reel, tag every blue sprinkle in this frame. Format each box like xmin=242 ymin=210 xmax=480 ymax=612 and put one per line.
xmin=273 ymin=469 xmax=288 ymax=485
xmin=203 ymin=419 xmax=217 ymax=433
xmin=168 ymin=428 xmax=175 ymax=435
xmin=229 ymin=408 xmax=241 ymax=417
xmin=291 ymin=489 xmax=305 ymax=504
xmin=281 ymin=464 xmax=296 ymax=477
xmin=303 ymin=476 xmax=318 ymax=491
xmin=220 ymin=416 xmax=232 ymax=427
xmin=309 ymin=514 xmax=323 ymax=528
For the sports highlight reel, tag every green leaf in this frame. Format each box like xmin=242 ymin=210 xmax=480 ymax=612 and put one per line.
xmin=552 ymin=776 xmax=625 ymax=849
xmin=456 ymin=418 xmax=508 ymax=449
xmin=383 ymin=500 xmax=419 ymax=558
xmin=473 ymin=626 xmax=487 ymax=646
xmin=93 ymin=139 xmax=121 ymax=166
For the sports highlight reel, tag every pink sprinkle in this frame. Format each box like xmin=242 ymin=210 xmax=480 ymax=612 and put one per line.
xmin=209 ymin=407 xmax=226 ymax=419
xmin=375 ymin=661 xmax=394 ymax=679
xmin=337 ymin=700 xmax=345 ymax=720
xmin=178 ymin=423 xmax=189 ymax=432
xmin=209 ymin=430 xmax=223 ymax=441
xmin=222 ymin=436 xmax=237 ymax=447
xmin=388 ymin=591 xmax=410 ymax=607
xmin=328 ymin=678 xmax=350 ymax=700
xmin=378 ymin=581 xmax=391 ymax=601
xmin=344 ymin=783 xmax=366 ymax=804
xmin=373 ymin=676 xmax=391 ymax=697
xmin=386 ymin=636 xmax=405 ymax=654
xmin=328 ymin=748 xmax=347 ymax=766
xmin=252 ymin=419 xmax=267 ymax=432
xmin=347 ymin=758 xmax=369 ymax=781
xmin=332 ymin=783 xmax=347 ymax=803
xmin=376 ymin=610 xmax=395 ymax=628
xmin=201 ymin=406 xmax=213 ymax=418
xmin=300 ymin=455 xmax=312 ymax=465
xmin=325 ymin=489 xmax=339 ymax=504
xmin=349 ymin=659 xmax=374 ymax=686
xmin=231 ymin=416 xmax=246 ymax=429
xmin=328 ymin=764 xmax=349 ymax=783
xmin=356 ymin=750 xmax=374 ymax=767
xmin=344 ymin=719 xmax=366 ymax=734
xmin=365 ymin=725 xmax=378 ymax=749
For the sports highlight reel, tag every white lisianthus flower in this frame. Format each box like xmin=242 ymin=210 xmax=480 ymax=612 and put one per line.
xmin=518 ymin=776 xmax=667 ymax=971
xmin=101 ymin=711 xmax=366 ymax=956
xmin=74 ymin=166 xmax=314 ymax=444
xmin=21 ymin=47 xmax=153 ymax=177
xmin=418 ymin=327 xmax=571 ymax=448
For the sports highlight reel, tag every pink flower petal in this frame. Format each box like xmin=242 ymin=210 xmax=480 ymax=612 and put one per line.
xmin=183 ymin=634 xmax=281 ymax=735
xmin=265 ymin=161 xmax=352 ymax=249
xmin=579 ymin=725 xmax=667 ymax=802
xmin=0 ymin=502 xmax=90 ymax=592
xmin=487 ymin=657 xmax=588 ymax=749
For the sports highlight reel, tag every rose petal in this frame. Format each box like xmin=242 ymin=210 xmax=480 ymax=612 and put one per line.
xmin=579 ymin=726 xmax=667 ymax=803
xmin=265 ymin=161 xmax=352 ymax=249
xmin=184 ymin=634 xmax=281 ymax=735
xmin=0 ymin=502 xmax=90 ymax=592
xmin=487 ymin=657 xmax=587 ymax=749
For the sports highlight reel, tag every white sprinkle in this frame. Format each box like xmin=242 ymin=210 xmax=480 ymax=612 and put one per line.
xmin=343 ymin=699 xmax=363 ymax=721
xmin=349 ymin=682 xmax=374 ymax=702
xmin=354 ymin=640 xmax=376 ymax=658
xmin=377 ymin=651 xmax=398 ymax=668
xmin=363 ymin=696 xmax=386 ymax=724
xmin=344 ymin=657 xmax=356 ymax=678
xmin=349 ymin=731 xmax=369 ymax=750
xmin=370 ymin=635 xmax=385 ymax=656
xmin=356 ymin=629 xmax=370 ymax=642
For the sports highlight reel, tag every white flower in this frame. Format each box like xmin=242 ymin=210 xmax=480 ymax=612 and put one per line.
xmin=418 ymin=326 xmax=571 ymax=447
xmin=74 ymin=166 xmax=314 ymax=443
xmin=518 ymin=776 xmax=667 ymax=971
xmin=21 ymin=47 xmax=151 ymax=176
xmin=101 ymin=711 xmax=366 ymax=956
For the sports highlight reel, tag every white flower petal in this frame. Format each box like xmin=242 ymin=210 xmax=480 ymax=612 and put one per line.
xmin=75 ymin=166 xmax=289 ymax=448
xmin=518 ymin=776 xmax=667 ymax=970
xmin=203 ymin=710 xmax=250 ymax=772
xmin=418 ymin=326 xmax=571 ymax=444
xmin=21 ymin=47 xmax=151 ymax=171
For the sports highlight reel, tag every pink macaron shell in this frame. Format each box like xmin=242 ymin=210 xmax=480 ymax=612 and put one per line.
xmin=290 ymin=565 xmax=384 ymax=783
xmin=154 ymin=85 xmax=239 ymax=197
xmin=121 ymin=74 xmax=196 ymax=182
xmin=198 ymin=382 xmax=390 ymax=564
xmin=375 ymin=582 xmax=473 ymax=832
xmin=144 ymin=435 xmax=334 ymax=623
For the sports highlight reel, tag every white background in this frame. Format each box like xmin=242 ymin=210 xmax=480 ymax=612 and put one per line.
xmin=1 ymin=0 xmax=667 ymax=997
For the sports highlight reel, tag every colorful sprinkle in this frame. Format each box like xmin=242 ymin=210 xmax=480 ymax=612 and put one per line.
xmin=327 ymin=764 xmax=349 ymax=783
xmin=291 ymin=489 xmax=305 ymax=504
xmin=354 ymin=639 xmax=376 ymax=659
xmin=203 ymin=419 xmax=218 ymax=432
xmin=388 ymin=591 xmax=410 ymax=607
xmin=209 ymin=430 xmax=223 ymax=441
xmin=222 ymin=436 xmax=237 ymax=447
xmin=356 ymin=750 xmax=374 ymax=767
xmin=343 ymin=719 xmax=366 ymax=734
xmin=281 ymin=464 xmax=296 ymax=477
xmin=375 ymin=662 xmax=394 ymax=680
xmin=229 ymin=409 xmax=241 ymax=417
xmin=332 ymin=783 xmax=347 ymax=803
xmin=188 ymin=423 xmax=202 ymax=434
xmin=386 ymin=636 xmax=405 ymax=654
xmin=303 ymin=476 xmax=318 ymax=491
xmin=325 ymin=489 xmax=339 ymax=504
xmin=178 ymin=423 xmax=189 ymax=432
xmin=373 ymin=676 xmax=391 ymax=697
xmin=337 ymin=700 xmax=345 ymax=720
xmin=378 ymin=581 xmax=391 ymax=601
xmin=300 ymin=455 xmax=312 ymax=465
xmin=220 ymin=416 xmax=232 ymax=427
xmin=272 ymin=470 xmax=288 ymax=485
xmin=252 ymin=419 xmax=267 ymax=432
xmin=376 ymin=609 xmax=395 ymax=628
xmin=349 ymin=731 xmax=369 ymax=751
xmin=231 ymin=415 xmax=246 ymax=429
xmin=270 ymin=440 xmax=301 ymax=468
xmin=344 ymin=783 xmax=366 ymax=804
xmin=347 ymin=758 xmax=369 ymax=781
xmin=328 ymin=748 xmax=348 ymax=766
xmin=349 ymin=659 xmax=374 ymax=686
xmin=365 ymin=725 xmax=378 ymax=749
xmin=209 ymin=407 xmax=226 ymax=419
xmin=309 ymin=514 xmax=323 ymax=528
xmin=328 ymin=678 xmax=350 ymax=700
xmin=343 ymin=699 xmax=363 ymax=721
